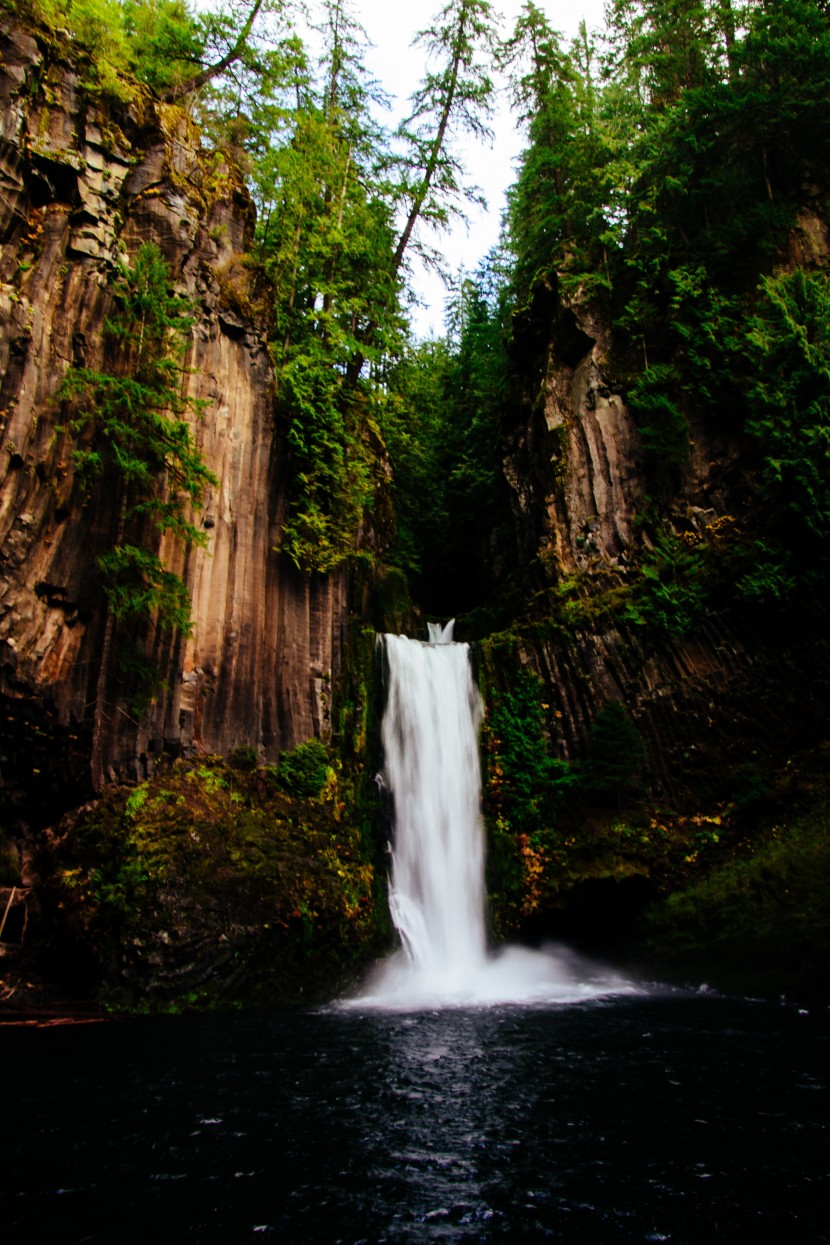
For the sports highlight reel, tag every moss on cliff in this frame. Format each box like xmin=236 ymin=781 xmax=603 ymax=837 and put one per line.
xmin=640 ymin=747 xmax=830 ymax=996
xmin=37 ymin=753 xmax=387 ymax=1011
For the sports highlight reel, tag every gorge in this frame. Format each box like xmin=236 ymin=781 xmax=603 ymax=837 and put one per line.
xmin=1 ymin=0 xmax=829 ymax=1015
xmin=1 ymin=4 xmax=829 ymax=1237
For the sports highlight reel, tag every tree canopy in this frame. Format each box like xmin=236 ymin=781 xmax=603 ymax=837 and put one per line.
xmin=15 ymin=0 xmax=830 ymax=615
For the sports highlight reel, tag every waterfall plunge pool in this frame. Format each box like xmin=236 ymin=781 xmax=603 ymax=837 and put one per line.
xmin=4 ymin=628 xmax=827 ymax=1240
xmin=2 ymin=992 xmax=828 ymax=1242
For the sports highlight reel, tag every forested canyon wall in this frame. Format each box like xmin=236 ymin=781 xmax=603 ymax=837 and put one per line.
xmin=0 ymin=19 xmax=347 ymax=821
xmin=1 ymin=7 xmax=827 ymax=830
xmin=1 ymin=0 xmax=829 ymax=1008
xmin=495 ymin=231 xmax=830 ymax=809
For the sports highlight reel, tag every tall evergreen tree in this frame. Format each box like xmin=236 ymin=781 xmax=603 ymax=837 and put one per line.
xmin=391 ymin=0 xmax=498 ymax=276
xmin=500 ymin=4 xmax=610 ymax=302
xmin=250 ymin=0 xmax=404 ymax=572
xmin=245 ymin=0 xmax=502 ymax=574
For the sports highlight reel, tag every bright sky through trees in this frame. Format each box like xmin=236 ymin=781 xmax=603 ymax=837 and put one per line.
xmin=354 ymin=0 xmax=607 ymax=335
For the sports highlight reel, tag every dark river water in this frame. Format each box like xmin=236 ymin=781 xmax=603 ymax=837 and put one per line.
xmin=1 ymin=986 xmax=828 ymax=1244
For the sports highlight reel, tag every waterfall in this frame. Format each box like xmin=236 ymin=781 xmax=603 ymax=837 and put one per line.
xmin=348 ymin=624 xmax=640 ymax=1009
xmin=382 ymin=627 xmax=487 ymax=985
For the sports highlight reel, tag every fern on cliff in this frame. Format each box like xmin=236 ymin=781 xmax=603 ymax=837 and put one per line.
xmin=59 ymin=242 xmax=216 ymax=787
xmin=60 ymin=240 xmax=216 ymax=633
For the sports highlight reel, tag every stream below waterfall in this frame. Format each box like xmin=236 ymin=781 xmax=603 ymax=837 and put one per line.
xmin=1 ymin=993 xmax=828 ymax=1242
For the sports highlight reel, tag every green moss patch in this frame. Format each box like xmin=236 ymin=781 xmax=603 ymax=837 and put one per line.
xmin=41 ymin=754 xmax=387 ymax=1012
xmin=641 ymin=754 xmax=830 ymax=996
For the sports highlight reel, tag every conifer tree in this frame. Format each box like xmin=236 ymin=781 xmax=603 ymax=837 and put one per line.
xmin=584 ymin=702 xmax=646 ymax=804
xmin=249 ymin=0 xmax=501 ymax=575
xmin=253 ymin=0 xmax=403 ymax=573
xmin=391 ymin=0 xmax=498 ymax=276
xmin=61 ymin=243 xmax=217 ymax=790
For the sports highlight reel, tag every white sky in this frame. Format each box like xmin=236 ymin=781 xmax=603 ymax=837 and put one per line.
xmin=353 ymin=0 xmax=609 ymax=336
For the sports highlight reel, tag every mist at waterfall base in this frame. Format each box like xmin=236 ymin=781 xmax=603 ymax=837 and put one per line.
xmin=350 ymin=624 xmax=637 ymax=1010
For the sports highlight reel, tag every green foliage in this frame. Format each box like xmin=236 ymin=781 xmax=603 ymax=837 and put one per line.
xmin=735 ymin=539 xmax=797 ymax=606
xmin=52 ymin=757 xmax=382 ymax=1008
xmin=32 ymin=0 xmax=134 ymax=98
xmin=582 ymin=700 xmax=646 ymax=801
xmin=228 ymin=744 xmax=259 ymax=771
xmin=500 ymin=5 xmax=611 ymax=305
xmin=381 ymin=254 xmax=513 ymax=614
xmin=625 ymin=526 xmax=709 ymax=633
xmin=19 ymin=0 xmax=830 ymax=638
xmin=248 ymin=0 xmax=501 ymax=573
xmin=392 ymin=0 xmax=498 ymax=265
xmin=273 ymin=738 xmax=333 ymax=800
xmin=642 ymin=766 xmax=830 ymax=991
xmin=606 ymin=1 xmax=830 ymax=403
xmin=729 ymin=762 xmax=771 ymax=813
xmin=13 ymin=0 xmax=207 ymax=99
xmin=627 ymin=363 xmax=689 ymax=464
xmin=450 ymin=1 xmax=830 ymax=636
xmin=623 ymin=508 xmax=807 ymax=629
xmin=192 ymin=763 xmax=229 ymax=794
xmin=115 ymin=635 xmax=168 ymax=718
xmin=486 ymin=670 xmax=577 ymax=838
xmin=604 ymin=0 xmax=828 ymax=279
xmin=275 ymin=346 xmax=384 ymax=573
xmin=745 ymin=269 xmax=830 ymax=546
xmin=381 ymin=339 xmax=453 ymax=582
xmin=483 ymin=665 xmax=581 ymax=931
xmin=247 ymin=9 xmax=403 ymax=573
xmin=60 ymin=241 xmax=216 ymax=634
xmin=665 ymin=266 xmax=743 ymax=411
xmin=122 ymin=0 xmax=205 ymax=93
xmin=98 ymin=544 xmax=193 ymax=631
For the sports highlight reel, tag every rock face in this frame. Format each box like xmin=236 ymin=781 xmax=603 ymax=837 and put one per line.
xmin=0 ymin=20 xmax=347 ymax=818
xmin=498 ymin=273 xmax=830 ymax=806
xmin=504 ymin=280 xmax=738 ymax=582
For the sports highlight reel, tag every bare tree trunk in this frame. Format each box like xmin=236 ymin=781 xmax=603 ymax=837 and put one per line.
xmin=162 ymin=0 xmax=264 ymax=103
xmin=322 ymin=145 xmax=352 ymax=317
xmin=90 ymin=490 xmax=127 ymax=793
xmin=279 ymin=215 xmax=305 ymax=379
xmin=762 ymin=145 xmax=774 ymax=200
xmin=346 ymin=16 xmax=468 ymax=386
xmin=390 ymin=50 xmax=463 ymax=278
xmin=718 ymin=0 xmax=737 ymax=80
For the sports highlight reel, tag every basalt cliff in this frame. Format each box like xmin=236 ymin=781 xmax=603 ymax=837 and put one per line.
xmin=495 ymin=242 xmax=830 ymax=809
xmin=0 ymin=19 xmax=348 ymax=831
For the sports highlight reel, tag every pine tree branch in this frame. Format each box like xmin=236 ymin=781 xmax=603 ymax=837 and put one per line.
xmin=161 ymin=0 xmax=265 ymax=103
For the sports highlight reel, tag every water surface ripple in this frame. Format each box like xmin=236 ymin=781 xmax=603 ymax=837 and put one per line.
xmin=1 ymin=992 xmax=828 ymax=1242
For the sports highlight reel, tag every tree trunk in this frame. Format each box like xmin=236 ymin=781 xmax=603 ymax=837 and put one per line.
xmin=162 ymin=0 xmax=264 ymax=103
xmin=346 ymin=16 xmax=468 ymax=386
xmin=90 ymin=490 xmax=127 ymax=793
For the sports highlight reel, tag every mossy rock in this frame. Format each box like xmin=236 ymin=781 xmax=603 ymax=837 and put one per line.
xmin=639 ymin=758 xmax=830 ymax=996
xmin=37 ymin=757 xmax=389 ymax=1012
xmin=370 ymin=564 xmax=413 ymax=636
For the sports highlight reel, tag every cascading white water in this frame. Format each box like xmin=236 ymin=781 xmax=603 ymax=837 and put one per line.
xmin=383 ymin=623 xmax=487 ymax=985
xmin=349 ymin=623 xmax=640 ymax=1009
